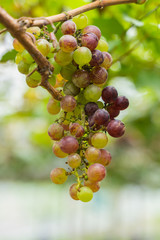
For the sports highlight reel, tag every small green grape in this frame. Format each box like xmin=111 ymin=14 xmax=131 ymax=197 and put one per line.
xmin=26 ymin=76 xmax=41 ymax=88
xmin=29 ymin=63 xmax=41 ymax=80
xmin=48 ymin=74 xmax=56 ymax=86
xmin=77 ymin=186 xmax=93 ymax=202
xmin=26 ymin=27 xmax=41 ymax=39
xmin=36 ymin=39 xmax=51 ymax=56
xmin=73 ymin=14 xmax=88 ymax=29
xmin=73 ymin=47 xmax=92 ymax=66
xmin=18 ymin=61 xmax=30 ymax=74
xmin=96 ymin=39 xmax=109 ymax=52
xmin=84 ymin=84 xmax=102 ymax=102
xmin=54 ymin=50 xmax=73 ymax=66
xmin=48 ymin=58 xmax=61 ymax=74
xmin=15 ymin=52 xmax=22 ymax=64
xmin=21 ymin=50 xmax=34 ymax=64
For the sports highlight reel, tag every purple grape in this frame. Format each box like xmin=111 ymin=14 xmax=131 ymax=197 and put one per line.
xmin=83 ymin=25 xmax=101 ymax=40
xmin=102 ymin=86 xmax=118 ymax=104
xmin=107 ymin=119 xmax=125 ymax=138
xmin=90 ymin=50 xmax=104 ymax=66
xmin=114 ymin=96 xmax=129 ymax=110
xmin=59 ymin=136 xmax=79 ymax=154
xmin=81 ymin=33 xmax=98 ymax=51
xmin=90 ymin=66 xmax=108 ymax=84
xmin=107 ymin=105 xmax=120 ymax=119
xmin=84 ymin=102 xmax=99 ymax=116
xmin=93 ymin=109 xmax=110 ymax=126
xmin=72 ymin=69 xmax=90 ymax=88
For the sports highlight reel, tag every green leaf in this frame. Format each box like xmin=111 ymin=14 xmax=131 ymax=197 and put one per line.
xmin=0 ymin=49 xmax=17 ymax=62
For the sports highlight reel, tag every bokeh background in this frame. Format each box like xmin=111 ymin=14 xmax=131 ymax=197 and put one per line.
xmin=0 ymin=0 xmax=160 ymax=239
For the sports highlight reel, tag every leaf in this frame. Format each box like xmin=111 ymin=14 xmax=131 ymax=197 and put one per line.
xmin=0 ymin=49 xmax=17 ymax=62
xmin=124 ymin=15 xmax=144 ymax=27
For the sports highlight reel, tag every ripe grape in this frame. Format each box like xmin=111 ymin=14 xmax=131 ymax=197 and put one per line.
xmin=61 ymin=95 xmax=77 ymax=112
xmin=54 ymin=49 xmax=73 ymax=66
xmin=107 ymin=105 xmax=120 ymax=119
xmin=96 ymin=39 xmax=109 ymax=52
xmin=85 ymin=146 xmax=101 ymax=163
xmin=101 ymin=52 xmax=112 ymax=69
xmin=81 ymin=33 xmax=98 ymax=51
xmin=90 ymin=50 xmax=104 ymax=66
xmin=21 ymin=50 xmax=34 ymax=64
xmin=48 ymin=123 xmax=64 ymax=141
xmin=83 ymin=25 xmax=101 ymax=40
xmin=107 ymin=119 xmax=125 ymax=138
xmin=61 ymin=20 xmax=76 ymax=35
xmin=87 ymin=163 xmax=106 ymax=182
xmin=26 ymin=27 xmax=41 ymax=39
xmin=60 ymin=64 xmax=77 ymax=81
xmin=69 ymin=123 xmax=85 ymax=138
xmin=84 ymin=84 xmax=102 ymax=102
xmin=69 ymin=183 xmax=79 ymax=200
xmin=114 ymin=96 xmax=129 ymax=110
xmin=84 ymin=102 xmax=99 ymax=116
xmin=50 ymin=168 xmax=68 ymax=184
xmin=63 ymin=81 xmax=80 ymax=96
xmin=93 ymin=109 xmax=110 ymax=126
xmin=13 ymin=38 xmax=24 ymax=52
xmin=29 ymin=63 xmax=41 ymax=80
xmin=84 ymin=180 xmax=100 ymax=193
xmin=47 ymin=98 xmax=61 ymax=115
xmin=102 ymin=86 xmax=118 ymax=104
xmin=26 ymin=76 xmax=41 ymax=88
xmin=67 ymin=153 xmax=81 ymax=168
xmin=77 ymin=186 xmax=93 ymax=202
xmin=59 ymin=35 xmax=77 ymax=53
xmin=98 ymin=149 xmax=112 ymax=166
xmin=52 ymin=142 xmax=68 ymax=158
xmin=73 ymin=13 xmax=88 ymax=29
xmin=18 ymin=61 xmax=30 ymax=74
xmin=36 ymin=39 xmax=51 ymax=56
xmin=59 ymin=136 xmax=79 ymax=154
xmin=90 ymin=66 xmax=108 ymax=84
xmin=91 ymin=132 xmax=108 ymax=148
xmin=72 ymin=69 xmax=90 ymax=88
xmin=73 ymin=47 xmax=92 ymax=66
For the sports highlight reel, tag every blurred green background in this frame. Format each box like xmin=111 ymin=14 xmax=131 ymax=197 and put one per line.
xmin=0 ymin=0 xmax=160 ymax=239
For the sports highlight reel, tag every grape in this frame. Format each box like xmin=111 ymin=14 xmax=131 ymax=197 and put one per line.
xmin=15 ymin=52 xmax=22 ymax=64
xmin=61 ymin=122 xmax=69 ymax=131
xmin=91 ymin=132 xmax=108 ymax=148
xmin=69 ymin=123 xmax=85 ymax=138
xmin=85 ymin=146 xmax=101 ymax=163
xmin=72 ymin=69 xmax=90 ymax=88
xmin=13 ymin=38 xmax=24 ymax=52
xmin=54 ymin=50 xmax=73 ymax=66
xmin=81 ymin=33 xmax=98 ymax=51
xmin=67 ymin=153 xmax=81 ymax=168
xmin=102 ymin=86 xmax=118 ymax=104
xmin=84 ymin=180 xmax=100 ymax=193
xmin=36 ymin=39 xmax=51 ymax=56
xmin=101 ymin=52 xmax=112 ymax=69
xmin=88 ymin=115 xmax=96 ymax=128
xmin=87 ymin=163 xmax=106 ymax=182
xmin=107 ymin=119 xmax=125 ymax=138
xmin=47 ymin=98 xmax=61 ymax=115
xmin=73 ymin=14 xmax=88 ymax=29
xmin=93 ymin=109 xmax=110 ymax=126
xmin=26 ymin=76 xmax=41 ymax=88
xmin=60 ymin=64 xmax=77 ymax=81
xmin=90 ymin=66 xmax=108 ymax=84
xmin=48 ymin=74 xmax=56 ymax=86
xmin=21 ymin=50 xmax=34 ymax=64
xmin=61 ymin=20 xmax=76 ymax=35
xmin=90 ymin=50 xmax=104 ymax=66
xmin=28 ymin=63 xmax=41 ymax=80
xmin=48 ymin=58 xmax=61 ymax=74
xmin=52 ymin=142 xmax=68 ymax=158
xmin=77 ymin=186 xmax=93 ymax=202
xmin=60 ymin=95 xmax=77 ymax=112
xmin=69 ymin=183 xmax=79 ymax=200
xmin=83 ymin=25 xmax=101 ymax=40
xmin=73 ymin=47 xmax=92 ymax=66
xmin=50 ymin=168 xmax=68 ymax=184
xmin=114 ymin=96 xmax=129 ymax=110
xmin=18 ymin=60 xmax=30 ymax=74
xmin=96 ymin=39 xmax=109 ymax=52
xmin=59 ymin=136 xmax=79 ymax=154
xmin=107 ymin=105 xmax=120 ymax=119
xmin=59 ymin=35 xmax=77 ymax=53
xmin=63 ymin=81 xmax=80 ymax=96
xmin=26 ymin=27 xmax=41 ymax=39
xmin=84 ymin=84 xmax=102 ymax=102
xmin=97 ymin=149 xmax=112 ymax=166
xmin=96 ymin=101 xmax=103 ymax=109
xmin=84 ymin=102 xmax=99 ymax=116
xmin=48 ymin=123 xmax=64 ymax=141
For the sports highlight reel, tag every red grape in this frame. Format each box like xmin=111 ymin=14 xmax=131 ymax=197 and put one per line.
xmin=90 ymin=66 xmax=108 ymax=84
xmin=83 ymin=25 xmax=101 ymax=40
xmin=61 ymin=20 xmax=76 ymax=35
xmin=87 ymin=163 xmax=106 ymax=182
xmin=107 ymin=119 xmax=125 ymax=138
xmin=67 ymin=153 xmax=81 ymax=168
xmin=90 ymin=50 xmax=104 ymax=66
xmin=69 ymin=183 xmax=79 ymax=200
xmin=93 ymin=109 xmax=110 ymax=126
xmin=52 ymin=142 xmax=68 ymax=158
xmin=61 ymin=95 xmax=77 ymax=112
xmin=59 ymin=35 xmax=77 ymax=53
xmin=85 ymin=146 xmax=101 ymax=163
xmin=98 ymin=149 xmax=112 ymax=166
xmin=50 ymin=168 xmax=68 ymax=184
xmin=48 ymin=123 xmax=64 ymax=141
xmin=84 ymin=102 xmax=99 ymax=116
xmin=114 ymin=96 xmax=129 ymax=110
xmin=101 ymin=52 xmax=112 ymax=69
xmin=59 ymin=136 xmax=79 ymax=154
xmin=72 ymin=70 xmax=90 ymax=88
xmin=102 ymin=86 xmax=118 ymax=104
xmin=81 ymin=33 xmax=98 ymax=51
xmin=84 ymin=180 xmax=100 ymax=193
xmin=69 ymin=123 xmax=85 ymax=138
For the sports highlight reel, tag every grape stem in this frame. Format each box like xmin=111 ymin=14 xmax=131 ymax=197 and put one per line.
xmin=0 ymin=28 xmax=7 ymax=34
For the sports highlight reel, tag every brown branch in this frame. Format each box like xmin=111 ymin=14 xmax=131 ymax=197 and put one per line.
xmin=0 ymin=28 xmax=7 ymax=34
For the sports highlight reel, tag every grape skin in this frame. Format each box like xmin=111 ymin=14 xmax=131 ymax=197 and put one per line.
xmin=91 ymin=132 xmax=108 ymax=148
xmin=90 ymin=50 xmax=104 ymax=66
xmin=90 ymin=66 xmax=108 ymax=85
xmin=59 ymin=35 xmax=77 ymax=53
xmin=59 ymin=136 xmax=79 ymax=154
xmin=67 ymin=153 xmax=81 ymax=168
xmin=84 ymin=84 xmax=102 ymax=102
xmin=52 ymin=142 xmax=68 ymax=158
xmin=47 ymin=98 xmax=61 ymax=115
xmin=69 ymin=183 xmax=79 ymax=200
xmin=48 ymin=123 xmax=64 ymax=141
xmin=85 ymin=146 xmax=101 ymax=163
xmin=61 ymin=20 xmax=76 ymax=35
xmin=81 ymin=33 xmax=98 ymax=51
xmin=50 ymin=168 xmax=68 ymax=184
xmin=84 ymin=180 xmax=100 ymax=193
xmin=83 ymin=25 xmax=101 ymax=40
xmin=73 ymin=47 xmax=92 ymax=66
xmin=87 ymin=163 xmax=106 ymax=182
xmin=84 ymin=102 xmax=99 ymax=116
xmin=107 ymin=119 xmax=125 ymax=138
xmin=72 ymin=69 xmax=90 ymax=88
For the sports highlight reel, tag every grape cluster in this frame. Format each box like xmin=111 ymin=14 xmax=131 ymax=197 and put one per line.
xmin=13 ymin=14 xmax=129 ymax=202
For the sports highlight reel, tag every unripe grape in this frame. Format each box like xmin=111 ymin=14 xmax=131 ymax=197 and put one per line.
xmin=93 ymin=109 xmax=110 ymax=126
xmin=61 ymin=95 xmax=77 ymax=112
xmin=81 ymin=33 xmax=98 ymax=51
xmin=84 ymin=180 xmax=100 ymax=193
xmin=96 ymin=39 xmax=109 ymax=52
xmin=84 ymin=84 xmax=102 ymax=102
xmin=60 ymin=64 xmax=77 ymax=81
xmin=52 ymin=142 xmax=68 ymax=158
xmin=54 ymin=50 xmax=73 ymax=66
xmin=90 ymin=66 xmax=108 ymax=84
xmin=29 ymin=63 xmax=41 ymax=80
xmin=26 ymin=27 xmax=41 ymax=39
xmin=59 ymin=136 xmax=79 ymax=154
xmin=69 ymin=123 xmax=85 ymax=138
xmin=97 ymin=149 xmax=112 ymax=166
xmin=47 ymin=98 xmax=61 ymax=115
xmin=72 ymin=70 xmax=90 ymax=88
xmin=102 ymin=86 xmax=118 ymax=104
xmin=83 ymin=25 xmax=101 ymax=40
xmin=26 ymin=76 xmax=41 ymax=88
xmin=48 ymin=58 xmax=61 ymax=74
xmin=90 ymin=50 xmax=104 ymax=66
xmin=18 ymin=61 xmax=30 ymax=74
xmin=67 ymin=153 xmax=81 ymax=168
xmin=21 ymin=50 xmax=34 ymax=64
xmin=73 ymin=14 xmax=88 ymax=29
xmin=36 ymin=39 xmax=51 ymax=56
xmin=13 ymin=38 xmax=24 ymax=52
xmin=73 ymin=47 xmax=92 ymax=66
xmin=87 ymin=163 xmax=106 ymax=182
xmin=50 ymin=168 xmax=67 ymax=184
xmin=63 ymin=81 xmax=80 ymax=96
xmin=77 ymin=90 xmax=89 ymax=105
xmin=48 ymin=123 xmax=64 ymax=141
xmin=84 ymin=102 xmax=99 ymax=116
xmin=85 ymin=146 xmax=101 ymax=163
xmin=77 ymin=186 xmax=93 ymax=202
xmin=69 ymin=183 xmax=79 ymax=200
xmin=59 ymin=35 xmax=77 ymax=53
xmin=101 ymin=52 xmax=112 ymax=69
xmin=96 ymin=101 xmax=104 ymax=109
xmin=61 ymin=20 xmax=76 ymax=35
xmin=107 ymin=119 xmax=125 ymax=138
xmin=48 ymin=74 xmax=56 ymax=86
xmin=15 ymin=52 xmax=22 ymax=64
xmin=114 ymin=96 xmax=129 ymax=110
xmin=91 ymin=132 xmax=108 ymax=148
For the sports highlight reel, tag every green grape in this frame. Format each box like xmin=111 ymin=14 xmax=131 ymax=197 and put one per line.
xmin=15 ymin=52 xmax=22 ymax=64
xmin=60 ymin=64 xmax=76 ymax=81
xmin=48 ymin=74 xmax=56 ymax=86
xmin=73 ymin=14 xmax=88 ymax=29
xmin=47 ymin=98 xmax=61 ymax=115
xmin=77 ymin=186 xmax=93 ymax=202
xmin=21 ymin=50 xmax=34 ymax=64
xmin=63 ymin=81 xmax=80 ymax=96
xmin=36 ymin=39 xmax=51 ymax=56
xmin=91 ymin=132 xmax=108 ymax=148
xmin=26 ymin=27 xmax=41 ymax=39
xmin=54 ymin=50 xmax=73 ymax=66
xmin=73 ymin=47 xmax=92 ymax=66
xmin=96 ymin=101 xmax=104 ymax=109
xmin=77 ymin=90 xmax=89 ymax=105
xmin=96 ymin=39 xmax=109 ymax=52
xmin=84 ymin=84 xmax=102 ymax=102
xmin=26 ymin=76 xmax=41 ymax=88
xmin=50 ymin=168 xmax=68 ymax=184
xmin=48 ymin=58 xmax=61 ymax=74
xmin=18 ymin=61 xmax=30 ymax=74
xmin=13 ymin=38 xmax=24 ymax=52
xmin=29 ymin=63 xmax=41 ymax=80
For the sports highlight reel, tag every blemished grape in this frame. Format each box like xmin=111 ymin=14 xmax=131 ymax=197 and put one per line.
xmin=47 ymin=98 xmax=61 ymax=115
xmin=85 ymin=146 xmax=101 ymax=163
xmin=18 ymin=60 xmax=30 ymax=74
xmin=26 ymin=76 xmax=41 ymax=88
xmin=59 ymin=136 xmax=79 ymax=154
xmin=52 ymin=142 xmax=68 ymax=158
xmin=83 ymin=25 xmax=101 ymax=40
xmin=101 ymin=52 xmax=112 ymax=69
xmin=13 ymin=38 xmax=24 ymax=52
xmin=63 ymin=81 xmax=80 ymax=96
xmin=26 ymin=27 xmax=41 ymax=39
xmin=84 ymin=84 xmax=102 ymax=102
xmin=87 ymin=163 xmax=106 ymax=182
xmin=84 ymin=180 xmax=100 ymax=193
xmin=73 ymin=47 xmax=92 ymax=66
xmin=67 ymin=153 xmax=81 ymax=168
xmin=50 ymin=168 xmax=68 ymax=184
xmin=59 ymin=35 xmax=77 ymax=53
xmin=29 ymin=63 xmax=41 ymax=80
xmin=21 ymin=50 xmax=34 ymax=64
xmin=107 ymin=119 xmax=125 ymax=138
xmin=72 ymin=69 xmax=90 ymax=88
xmin=54 ymin=49 xmax=73 ymax=66
xmin=90 ymin=50 xmax=104 ymax=66
xmin=107 ymin=105 xmax=120 ymax=119
xmin=114 ymin=96 xmax=129 ymax=110
xmin=69 ymin=183 xmax=79 ymax=200
xmin=91 ymin=132 xmax=108 ymax=148
xmin=102 ymin=86 xmax=118 ymax=104
xmin=96 ymin=39 xmax=109 ymax=52
xmin=98 ymin=149 xmax=112 ymax=166
xmin=60 ymin=64 xmax=77 ymax=81
xmin=81 ymin=33 xmax=98 ymax=51
xmin=73 ymin=14 xmax=88 ymax=29
xmin=61 ymin=20 xmax=76 ymax=35
xmin=93 ymin=109 xmax=110 ymax=126
xmin=61 ymin=95 xmax=77 ymax=112
xmin=84 ymin=102 xmax=99 ymax=116
xmin=77 ymin=186 xmax=93 ymax=202
xmin=48 ymin=123 xmax=64 ymax=141
xmin=69 ymin=123 xmax=85 ymax=138
xmin=90 ymin=66 xmax=108 ymax=84
xmin=36 ymin=39 xmax=51 ymax=56
xmin=48 ymin=58 xmax=61 ymax=74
